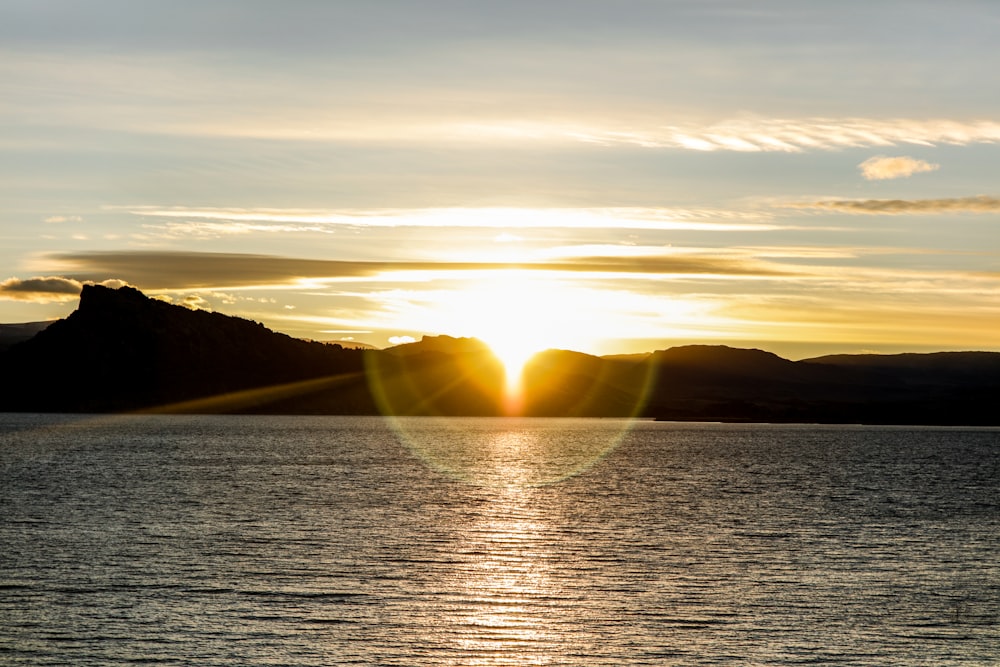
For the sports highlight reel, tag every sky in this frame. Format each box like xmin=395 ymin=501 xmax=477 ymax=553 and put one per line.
xmin=2 ymin=0 xmax=999 ymax=360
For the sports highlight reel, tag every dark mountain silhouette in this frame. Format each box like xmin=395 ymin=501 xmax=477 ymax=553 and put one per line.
xmin=644 ymin=345 xmax=1000 ymax=424
xmin=520 ymin=349 xmax=650 ymax=417
xmin=0 ymin=285 xmax=373 ymax=413
xmin=1 ymin=285 xmax=998 ymax=424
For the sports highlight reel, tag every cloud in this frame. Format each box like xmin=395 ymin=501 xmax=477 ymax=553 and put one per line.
xmin=0 ymin=276 xmax=83 ymax=301
xmin=62 ymin=116 xmax=998 ymax=168
xmin=563 ymin=118 xmax=1000 ymax=153
xmin=142 ymin=220 xmax=335 ymax=239
xmin=859 ymin=155 xmax=939 ymax=180
xmin=795 ymin=195 xmax=1000 ymax=215
xmin=0 ymin=277 xmax=132 ymax=302
xmin=43 ymin=215 xmax=83 ymax=224
xmin=46 ymin=110 xmax=1000 ymax=153
xmin=548 ymin=255 xmax=792 ymax=277
xmin=115 ymin=205 xmax=777 ymax=232
xmin=180 ymin=294 xmax=211 ymax=310
xmin=46 ymin=250 xmax=796 ymax=292
xmin=50 ymin=252 xmax=411 ymax=289
xmin=388 ymin=336 xmax=417 ymax=346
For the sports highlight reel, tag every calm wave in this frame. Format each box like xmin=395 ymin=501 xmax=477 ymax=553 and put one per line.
xmin=1 ymin=415 xmax=998 ymax=665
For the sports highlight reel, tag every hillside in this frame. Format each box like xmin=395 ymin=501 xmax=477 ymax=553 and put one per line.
xmin=0 ymin=285 xmax=373 ymax=413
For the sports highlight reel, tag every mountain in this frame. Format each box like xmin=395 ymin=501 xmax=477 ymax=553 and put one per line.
xmin=0 ymin=285 xmax=373 ymax=413
xmin=367 ymin=334 xmax=506 ymax=415
xmin=521 ymin=349 xmax=648 ymax=417
xmin=1 ymin=285 xmax=999 ymax=424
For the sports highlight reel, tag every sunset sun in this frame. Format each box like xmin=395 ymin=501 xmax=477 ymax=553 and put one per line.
xmin=400 ymin=269 xmax=588 ymax=411
xmin=486 ymin=334 xmax=538 ymax=385
xmin=483 ymin=328 xmax=539 ymax=415
xmin=454 ymin=272 xmax=554 ymax=406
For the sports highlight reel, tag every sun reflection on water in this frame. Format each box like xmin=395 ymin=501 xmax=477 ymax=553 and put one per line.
xmin=391 ymin=418 xmax=629 ymax=488
xmin=378 ymin=419 xmax=641 ymax=660
xmin=449 ymin=484 xmax=560 ymax=664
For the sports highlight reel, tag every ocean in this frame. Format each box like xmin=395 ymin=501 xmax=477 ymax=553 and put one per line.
xmin=1 ymin=415 xmax=998 ymax=665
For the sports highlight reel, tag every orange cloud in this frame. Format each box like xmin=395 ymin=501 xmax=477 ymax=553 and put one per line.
xmin=859 ymin=155 xmax=939 ymax=180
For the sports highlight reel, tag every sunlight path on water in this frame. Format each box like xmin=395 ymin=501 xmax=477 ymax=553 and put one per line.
xmin=448 ymin=485 xmax=559 ymax=663
xmin=388 ymin=417 xmax=633 ymax=488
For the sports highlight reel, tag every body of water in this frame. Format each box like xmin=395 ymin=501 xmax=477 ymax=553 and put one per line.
xmin=1 ymin=415 xmax=998 ymax=665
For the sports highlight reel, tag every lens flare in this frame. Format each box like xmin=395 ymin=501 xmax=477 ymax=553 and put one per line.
xmin=365 ymin=344 xmax=658 ymax=487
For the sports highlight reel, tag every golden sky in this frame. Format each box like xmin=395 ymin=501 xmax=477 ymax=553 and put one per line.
xmin=2 ymin=1 xmax=999 ymax=359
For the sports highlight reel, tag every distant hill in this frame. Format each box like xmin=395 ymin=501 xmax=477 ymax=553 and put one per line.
xmin=1 ymin=285 xmax=999 ymax=424
xmin=644 ymin=346 xmax=1000 ymax=425
xmin=367 ymin=335 xmax=506 ymax=416
xmin=0 ymin=321 xmax=53 ymax=353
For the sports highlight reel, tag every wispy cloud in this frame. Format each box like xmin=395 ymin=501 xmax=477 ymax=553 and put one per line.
xmin=116 ymin=205 xmax=777 ymax=233
xmin=13 ymin=48 xmax=994 ymax=158
xmin=793 ymin=195 xmax=1000 ymax=214
xmin=548 ymin=118 xmax=1000 ymax=153
xmin=142 ymin=220 xmax=336 ymax=239
xmin=859 ymin=155 xmax=940 ymax=180
xmin=118 ymin=117 xmax=1000 ymax=153
xmin=47 ymin=250 xmax=797 ymax=292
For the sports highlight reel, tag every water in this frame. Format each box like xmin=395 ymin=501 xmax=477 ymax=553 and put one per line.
xmin=1 ymin=415 xmax=998 ymax=665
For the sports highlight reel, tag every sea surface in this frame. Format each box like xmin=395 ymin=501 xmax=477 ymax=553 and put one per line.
xmin=1 ymin=414 xmax=998 ymax=666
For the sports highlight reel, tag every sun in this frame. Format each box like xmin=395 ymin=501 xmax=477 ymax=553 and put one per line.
xmin=480 ymin=323 xmax=543 ymax=415
xmin=468 ymin=279 xmax=551 ymax=413
xmin=387 ymin=268 xmax=604 ymax=412
xmin=486 ymin=335 xmax=539 ymax=383
xmin=434 ymin=270 xmax=570 ymax=410
xmin=462 ymin=276 xmax=548 ymax=375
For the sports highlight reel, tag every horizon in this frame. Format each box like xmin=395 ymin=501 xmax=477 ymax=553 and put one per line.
xmin=5 ymin=280 xmax=1000 ymax=426
xmin=2 ymin=3 xmax=1000 ymax=361
xmin=4 ymin=283 xmax=998 ymax=365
